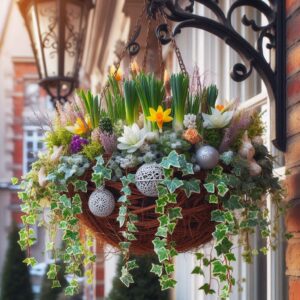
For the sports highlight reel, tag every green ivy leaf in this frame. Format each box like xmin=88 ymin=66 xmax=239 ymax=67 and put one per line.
xmin=119 ymin=242 xmax=131 ymax=250
xmin=127 ymin=259 xmax=138 ymax=271
xmin=156 ymin=226 xmax=168 ymax=238
xmin=212 ymin=166 xmax=223 ymax=176
xmin=52 ymin=280 xmax=61 ymax=288
xmin=164 ymin=262 xmax=175 ymax=275
xmin=223 ymin=195 xmax=242 ymax=209
xmin=151 ymin=264 xmax=163 ymax=277
xmin=215 ymin=237 xmax=233 ymax=256
xmin=158 ymin=215 xmax=169 ymax=227
xmin=162 ymin=178 xmax=183 ymax=193
xmin=192 ymin=266 xmax=204 ymax=275
xmin=168 ymin=207 xmax=183 ymax=221
xmin=167 ymin=223 xmax=176 ymax=234
xmin=23 ymin=257 xmax=37 ymax=267
xmin=209 ymin=194 xmax=218 ymax=204
xmin=160 ymin=277 xmax=177 ymax=290
xmin=212 ymin=260 xmax=227 ymax=276
xmin=11 ymin=177 xmax=19 ymax=185
xmin=199 ymin=283 xmax=215 ymax=295
xmin=204 ymin=183 xmax=215 ymax=194
xmin=217 ymin=183 xmax=229 ymax=197
xmin=59 ymin=195 xmax=72 ymax=208
xmin=73 ymin=180 xmax=88 ymax=192
xmin=166 ymin=194 xmax=177 ymax=204
xmin=182 ymin=179 xmax=200 ymax=197
xmin=152 ymin=237 xmax=167 ymax=250
xmin=225 ymin=253 xmax=236 ymax=262
xmin=179 ymin=154 xmax=194 ymax=176
xmin=213 ymin=224 xmax=228 ymax=241
xmin=211 ymin=210 xmax=225 ymax=222
xmin=160 ymin=151 xmax=181 ymax=169
xmin=128 ymin=223 xmax=138 ymax=232
xmin=91 ymin=173 xmax=103 ymax=188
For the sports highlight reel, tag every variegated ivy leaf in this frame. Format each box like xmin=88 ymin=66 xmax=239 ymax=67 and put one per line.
xmin=155 ymin=205 xmax=165 ymax=214
xmin=156 ymin=226 xmax=168 ymax=238
xmin=158 ymin=215 xmax=169 ymax=227
xmin=127 ymin=259 xmax=138 ymax=271
xmin=91 ymin=173 xmax=103 ymax=188
xmin=167 ymin=223 xmax=176 ymax=234
xmin=212 ymin=260 xmax=227 ymax=277
xmin=209 ymin=194 xmax=218 ymax=204
xmin=204 ymin=182 xmax=215 ymax=194
xmin=160 ymin=150 xmax=181 ymax=169
xmin=200 ymin=283 xmax=215 ymax=295
xmin=152 ymin=237 xmax=167 ymax=250
xmin=157 ymin=186 xmax=168 ymax=197
xmin=119 ymin=241 xmax=131 ymax=251
xmin=162 ymin=178 xmax=183 ymax=193
xmin=164 ymin=262 xmax=175 ymax=275
xmin=151 ymin=263 xmax=163 ymax=277
xmin=120 ymin=267 xmax=134 ymax=287
xmin=121 ymin=186 xmax=131 ymax=196
xmin=212 ymin=165 xmax=223 ymax=176
xmin=223 ymin=195 xmax=242 ymax=209
xmin=179 ymin=154 xmax=194 ymax=176
xmin=72 ymin=180 xmax=88 ymax=192
xmin=160 ymin=276 xmax=177 ymax=290
xmin=215 ymin=237 xmax=233 ymax=256
xmin=23 ymin=257 xmax=37 ymax=267
xmin=127 ymin=223 xmax=138 ymax=232
xmin=59 ymin=195 xmax=72 ymax=208
xmin=95 ymin=155 xmax=105 ymax=165
xmin=157 ymin=247 xmax=169 ymax=263
xmin=168 ymin=207 xmax=183 ymax=221
xmin=217 ymin=183 xmax=229 ymax=197
xmin=182 ymin=179 xmax=201 ymax=197
xmin=120 ymin=174 xmax=135 ymax=186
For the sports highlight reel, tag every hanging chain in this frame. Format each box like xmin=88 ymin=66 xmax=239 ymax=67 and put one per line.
xmin=158 ymin=10 xmax=188 ymax=76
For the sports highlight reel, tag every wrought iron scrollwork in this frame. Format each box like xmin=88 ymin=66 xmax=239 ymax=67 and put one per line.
xmin=138 ymin=0 xmax=286 ymax=151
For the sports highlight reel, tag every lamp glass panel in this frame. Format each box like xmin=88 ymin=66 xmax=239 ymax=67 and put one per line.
xmin=27 ymin=6 xmax=46 ymax=77
xmin=36 ymin=1 xmax=58 ymax=77
xmin=64 ymin=2 xmax=83 ymax=77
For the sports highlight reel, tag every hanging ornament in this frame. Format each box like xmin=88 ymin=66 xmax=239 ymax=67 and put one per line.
xmin=135 ymin=163 xmax=163 ymax=197
xmin=248 ymin=160 xmax=262 ymax=176
xmin=88 ymin=187 xmax=115 ymax=217
xmin=238 ymin=131 xmax=255 ymax=160
xmin=196 ymin=145 xmax=219 ymax=170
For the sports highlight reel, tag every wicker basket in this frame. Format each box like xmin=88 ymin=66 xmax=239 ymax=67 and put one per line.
xmin=70 ymin=170 xmax=216 ymax=255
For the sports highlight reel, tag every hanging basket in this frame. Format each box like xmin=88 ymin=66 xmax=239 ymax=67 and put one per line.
xmin=70 ymin=169 xmax=216 ymax=255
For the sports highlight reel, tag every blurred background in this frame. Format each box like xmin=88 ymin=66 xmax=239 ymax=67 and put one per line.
xmin=0 ymin=1 xmax=286 ymax=300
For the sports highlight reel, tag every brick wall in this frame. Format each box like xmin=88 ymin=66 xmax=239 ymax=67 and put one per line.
xmin=286 ymin=1 xmax=300 ymax=299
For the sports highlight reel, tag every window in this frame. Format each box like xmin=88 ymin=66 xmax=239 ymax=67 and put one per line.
xmin=23 ymin=126 xmax=45 ymax=173
xmin=172 ymin=2 xmax=286 ymax=299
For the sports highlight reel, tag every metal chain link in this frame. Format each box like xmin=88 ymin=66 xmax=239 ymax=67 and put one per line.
xmin=158 ymin=10 xmax=188 ymax=76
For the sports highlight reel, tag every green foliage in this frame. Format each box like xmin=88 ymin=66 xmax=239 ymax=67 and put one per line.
xmin=81 ymin=141 xmax=102 ymax=161
xmin=170 ymin=73 xmax=189 ymax=130
xmin=39 ymin=263 xmax=68 ymax=300
xmin=135 ymin=73 xmax=165 ymax=130
xmin=77 ymin=90 xmax=101 ymax=129
xmin=105 ymin=76 xmax=126 ymax=122
xmin=107 ymin=255 xmax=169 ymax=300
xmin=1 ymin=223 xmax=33 ymax=300
xmin=248 ymin=112 xmax=265 ymax=139
xmin=99 ymin=116 xmax=113 ymax=133
xmin=203 ymin=128 xmax=223 ymax=148
xmin=200 ymin=84 xmax=219 ymax=114
xmin=124 ymin=80 xmax=139 ymax=125
xmin=45 ymin=127 xmax=73 ymax=149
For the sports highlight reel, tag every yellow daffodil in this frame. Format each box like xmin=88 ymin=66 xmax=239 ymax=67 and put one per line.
xmin=147 ymin=105 xmax=173 ymax=132
xmin=66 ymin=116 xmax=92 ymax=135
xmin=110 ymin=65 xmax=123 ymax=81
xmin=130 ymin=59 xmax=140 ymax=75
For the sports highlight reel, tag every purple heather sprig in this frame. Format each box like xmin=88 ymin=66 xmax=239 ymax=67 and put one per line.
xmin=70 ymin=135 xmax=89 ymax=154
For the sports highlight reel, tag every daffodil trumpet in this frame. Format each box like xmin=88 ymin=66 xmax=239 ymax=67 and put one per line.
xmin=147 ymin=105 xmax=173 ymax=132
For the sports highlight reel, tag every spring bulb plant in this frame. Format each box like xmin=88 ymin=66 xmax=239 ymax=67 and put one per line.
xmin=13 ymin=62 xmax=287 ymax=299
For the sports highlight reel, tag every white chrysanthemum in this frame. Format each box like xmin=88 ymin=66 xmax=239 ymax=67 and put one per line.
xmin=183 ymin=114 xmax=197 ymax=129
xmin=117 ymin=123 xmax=148 ymax=153
xmin=202 ymin=108 xmax=234 ymax=129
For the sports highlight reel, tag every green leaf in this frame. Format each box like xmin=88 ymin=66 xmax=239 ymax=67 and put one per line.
xmin=212 ymin=166 xmax=223 ymax=176
xmin=167 ymin=223 xmax=176 ymax=234
xmin=160 ymin=151 xmax=181 ymax=169
xmin=127 ymin=259 xmax=138 ymax=271
xmin=128 ymin=223 xmax=138 ymax=232
xmin=152 ymin=237 xmax=167 ymax=250
xmin=209 ymin=194 xmax=218 ymax=204
xmin=156 ymin=226 xmax=168 ymax=238
xmin=204 ymin=183 xmax=215 ymax=194
xmin=11 ymin=177 xmax=19 ymax=185
xmin=195 ymin=253 xmax=204 ymax=260
xmin=162 ymin=178 xmax=183 ymax=193
xmin=213 ymin=224 xmax=228 ymax=241
xmin=120 ymin=268 xmax=134 ymax=287
xmin=225 ymin=253 xmax=236 ymax=262
xmin=212 ymin=260 xmax=227 ymax=276
xmin=223 ymin=195 xmax=242 ymax=209
xmin=157 ymin=186 xmax=169 ymax=197
xmin=192 ymin=266 xmax=204 ymax=275
xmin=59 ymin=195 xmax=72 ymax=208
xmin=119 ymin=241 xmax=131 ymax=250
xmin=217 ymin=183 xmax=229 ymax=197
xmin=211 ymin=210 xmax=225 ymax=222
xmin=52 ymin=280 xmax=61 ymax=288
xmin=151 ymin=264 xmax=163 ymax=277
xmin=160 ymin=277 xmax=177 ymax=290
xmin=157 ymin=247 xmax=169 ymax=263
xmin=168 ymin=207 xmax=183 ymax=221
xmin=215 ymin=237 xmax=233 ymax=256
xmin=164 ymin=262 xmax=175 ymax=275
xmin=91 ymin=173 xmax=103 ymax=188
xmin=73 ymin=180 xmax=88 ymax=192
xmin=182 ymin=179 xmax=201 ymax=197
xmin=23 ymin=257 xmax=37 ymax=267
xmin=166 ymin=193 xmax=177 ymax=204
xmin=199 ymin=283 xmax=215 ymax=295
xmin=158 ymin=215 xmax=169 ymax=227
xmin=179 ymin=154 xmax=194 ymax=176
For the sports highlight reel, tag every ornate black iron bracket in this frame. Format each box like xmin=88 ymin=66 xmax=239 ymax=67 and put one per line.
xmin=129 ymin=0 xmax=286 ymax=152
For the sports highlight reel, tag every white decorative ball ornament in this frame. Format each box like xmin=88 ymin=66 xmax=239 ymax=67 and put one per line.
xmin=135 ymin=163 xmax=163 ymax=197
xmin=88 ymin=187 xmax=115 ymax=217
xmin=196 ymin=145 xmax=220 ymax=169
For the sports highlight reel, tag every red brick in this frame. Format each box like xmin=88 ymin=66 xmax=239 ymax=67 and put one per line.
xmin=287 ymin=72 xmax=300 ymax=107
xmin=286 ymin=135 xmax=300 ymax=168
xmin=286 ymin=173 xmax=300 ymax=202
xmin=286 ymin=203 xmax=300 ymax=232
xmin=286 ymin=238 xmax=300 ymax=276
xmin=287 ymin=12 xmax=300 ymax=47
xmin=287 ymin=0 xmax=300 ymax=17
xmin=289 ymin=278 xmax=300 ymax=300
xmin=287 ymin=44 xmax=300 ymax=77
xmin=95 ymin=284 xmax=104 ymax=297
xmin=287 ymin=103 xmax=300 ymax=137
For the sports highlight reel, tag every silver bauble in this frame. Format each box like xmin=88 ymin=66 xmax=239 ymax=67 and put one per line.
xmin=196 ymin=145 xmax=219 ymax=169
xmin=88 ymin=187 xmax=115 ymax=217
xmin=135 ymin=163 xmax=163 ymax=197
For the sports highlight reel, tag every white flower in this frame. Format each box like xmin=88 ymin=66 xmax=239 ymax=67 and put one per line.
xmin=202 ymin=108 xmax=234 ymax=129
xmin=117 ymin=123 xmax=148 ymax=153
xmin=183 ymin=114 xmax=197 ymax=129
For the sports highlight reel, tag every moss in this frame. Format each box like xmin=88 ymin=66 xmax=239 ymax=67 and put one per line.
xmin=203 ymin=128 xmax=223 ymax=149
xmin=248 ymin=112 xmax=265 ymax=139
xmin=81 ymin=141 xmax=103 ymax=161
xmin=45 ymin=127 xmax=73 ymax=149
